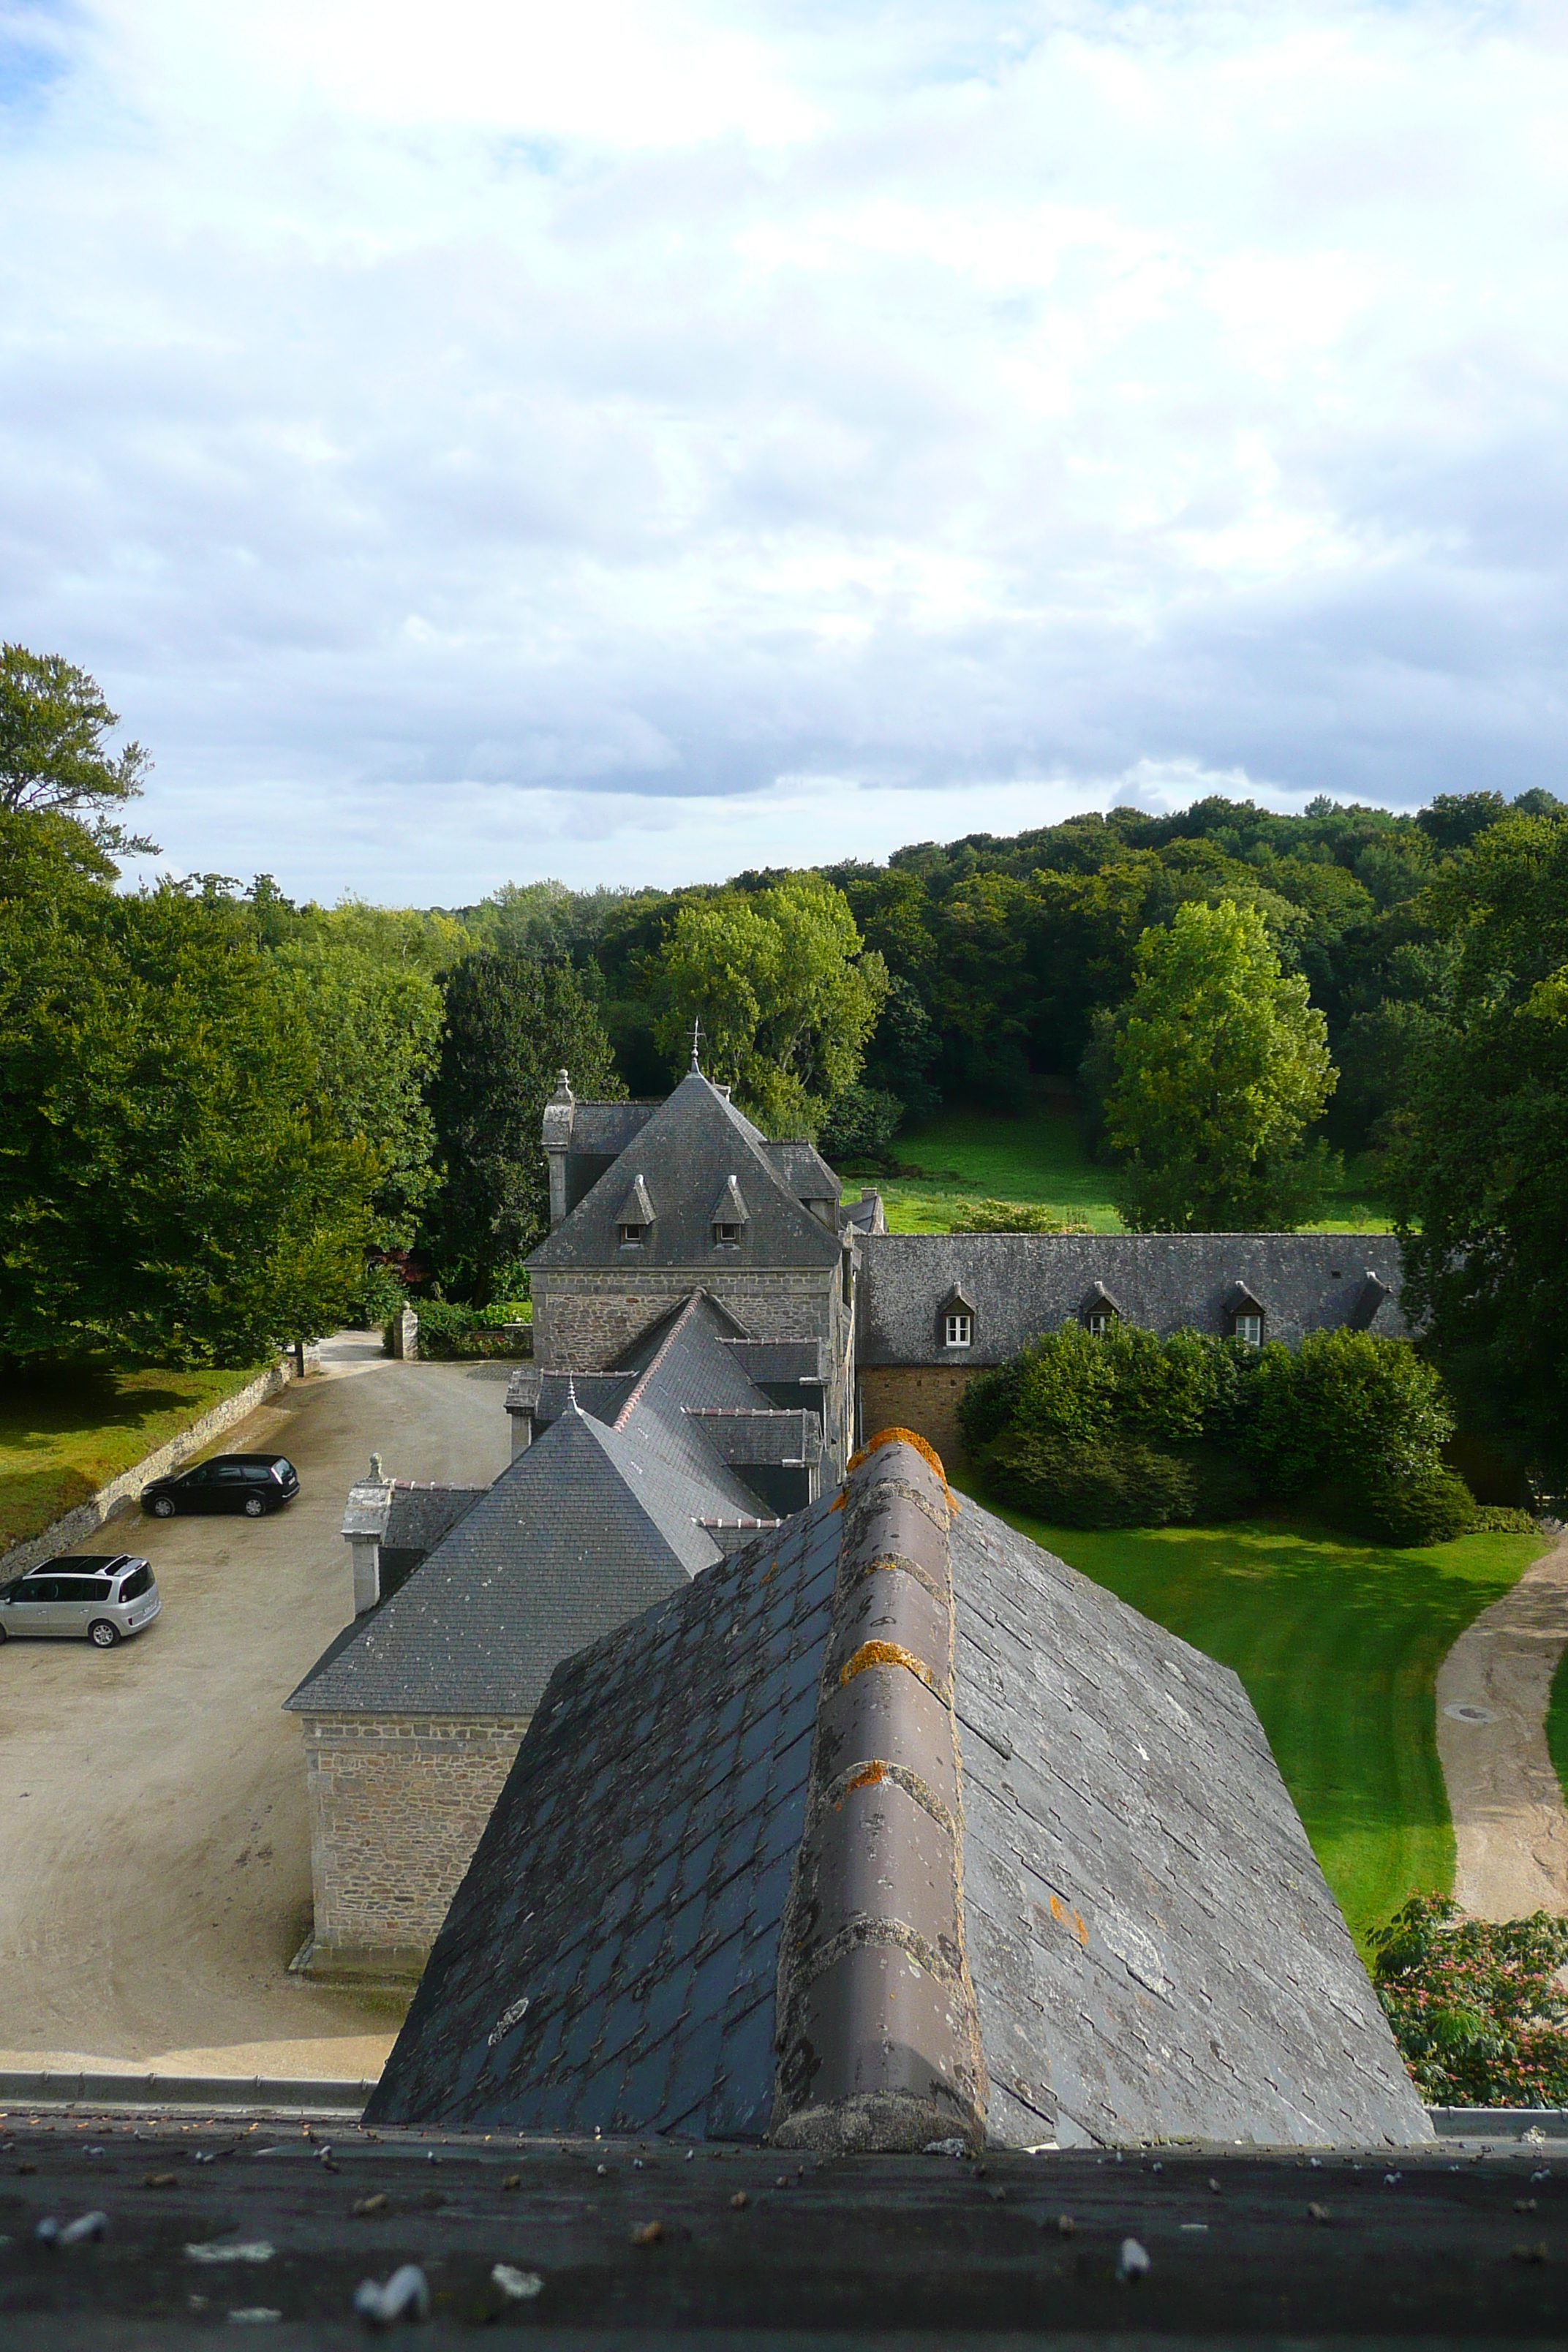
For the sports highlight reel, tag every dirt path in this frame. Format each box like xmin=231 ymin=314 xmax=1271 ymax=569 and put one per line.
xmin=1435 ymin=1527 xmax=1568 ymax=1918
xmin=0 ymin=1348 xmax=512 ymax=2080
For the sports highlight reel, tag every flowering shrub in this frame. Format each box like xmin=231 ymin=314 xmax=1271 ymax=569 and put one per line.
xmin=1371 ymin=1893 xmax=1568 ymax=2106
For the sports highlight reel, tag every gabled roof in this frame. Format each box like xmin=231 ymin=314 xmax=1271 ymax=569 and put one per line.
xmin=616 ymin=1172 xmax=657 ymax=1229
xmin=529 ymin=1071 xmax=844 ymax=1271
xmin=369 ymin=1436 xmax=1428 ymax=2152
xmin=860 ymin=1234 xmax=1408 ymax=1365
xmin=284 ymin=1407 xmax=720 ymax=1720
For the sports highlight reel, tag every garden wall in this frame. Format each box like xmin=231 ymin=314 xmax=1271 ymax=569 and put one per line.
xmin=0 ymin=1356 xmax=295 ymax=1581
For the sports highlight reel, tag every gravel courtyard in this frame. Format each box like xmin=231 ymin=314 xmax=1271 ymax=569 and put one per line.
xmin=0 ymin=1344 xmax=511 ymax=2081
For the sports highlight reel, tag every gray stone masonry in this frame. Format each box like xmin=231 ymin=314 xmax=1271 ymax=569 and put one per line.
xmin=298 ymin=1713 xmax=530 ymax=1980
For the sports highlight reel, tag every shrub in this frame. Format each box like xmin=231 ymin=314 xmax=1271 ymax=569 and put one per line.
xmin=408 ymin=1300 xmax=531 ymax=1360
xmin=1243 ymin=1329 xmax=1456 ymax=1498
xmin=1358 ymin=1466 xmax=1476 ymax=1547
xmin=1470 ymin=1504 xmax=1542 ymax=1533
xmin=981 ymin=1428 xmax=1198 ymax=1530
xmin=819 ymin=1083 xmax=904 ymax=1163
xmin=1372 ymin=1893 xmax=1568 ymax=2106
xmin=957 ymin=1358 xmax=1027 ymax=1452
xmin=944 ymin=1200 xmax=1091 ymax=1234
xmin=357 ymin=1261 xmax=408 ymax=1332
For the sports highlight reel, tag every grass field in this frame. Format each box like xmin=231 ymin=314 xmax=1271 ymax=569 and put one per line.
xmin=850 ymin=1093 xmax=1396 ymax=1235
xmin=1548 ymin=1647 xmax=1568 ymax=1812
xmin=0 ymin=1362 xmax=268 ymax=1551
xmin=952 ymin=1482 xmax=1546 ymax=1953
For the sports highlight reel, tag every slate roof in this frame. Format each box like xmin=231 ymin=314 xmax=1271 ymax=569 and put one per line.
xmin=284 ymin=1407 xmax=720 ymax=1720
xmin=859 ymin=1232 xmax=1408 ymax=1365
xmin=292 ymin=1293 xmax=801 ymax=1722
xmin=529 ymin=1071 xmax=845 ymax=1273
xmin=383 ymin=1482 xmax=487 ymax=1557
xmin=369 ymin=1439 xmax=1428 ymax=2151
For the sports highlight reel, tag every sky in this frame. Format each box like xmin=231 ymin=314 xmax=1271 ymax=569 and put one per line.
xmin=2 ymin=1 xmax=1565 ymax=905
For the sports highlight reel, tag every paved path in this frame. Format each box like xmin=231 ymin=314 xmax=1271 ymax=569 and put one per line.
xmin=0 ymin=1346 xmax=511 ymax=2080
xmin=1436 ymin=1528 xmax=1568 ymax=1918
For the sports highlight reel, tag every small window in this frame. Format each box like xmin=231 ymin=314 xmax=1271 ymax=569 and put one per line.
xmin=118 ymin=1565 xmax=154 ymax=1602
xmin=712 ymin=1221 xmax=741 ymax=1246
xmin=617 ymin=1221 xmax=647 ymax=1248
xmin=1235 ymin=1311 xmax=1263 ymax=1347
xmin=1085 ymin=1311 xmax=1113 ymax=1338
xmin=944 ymin=1312 xmax=973 ymax=1349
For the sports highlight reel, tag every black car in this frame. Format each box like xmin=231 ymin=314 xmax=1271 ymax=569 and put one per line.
xmin=140 ymin=1453 xmax=300 ymax=1519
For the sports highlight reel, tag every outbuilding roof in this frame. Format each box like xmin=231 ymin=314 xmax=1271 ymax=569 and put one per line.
xmin=859 ymin=1232 xmax=1407 ymax=1365
xmin=369 ymin=1436 xmax=1427 ymax=2152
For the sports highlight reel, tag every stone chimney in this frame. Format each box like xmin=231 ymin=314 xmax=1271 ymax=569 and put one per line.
xmin=542 ymin=1070 xmax=576 ymax=1231
xmin=505 ymin=1365 xmax=543 ymax=1456
xmin=342 ymin=1456 xmax=395 ymax=1615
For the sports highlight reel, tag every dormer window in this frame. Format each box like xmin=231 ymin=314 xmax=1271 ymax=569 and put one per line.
xmin=709 ymin=1174 xmax=750 ymax=1251
xmin=938 ymin=1283 xmax=976 ymax=1352
xmin=616 ymin=1172 xmax=656 ymax=1250
xmin=1226 ymin=1281 xmax=1267 ymax=1347
xmin=1081 ymin=1280 xmax=1120 ymax=1338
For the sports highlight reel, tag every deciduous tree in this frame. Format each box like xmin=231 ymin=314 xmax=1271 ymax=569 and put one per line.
xmin=1106 ymin=898 xmax=1336 ymax=1229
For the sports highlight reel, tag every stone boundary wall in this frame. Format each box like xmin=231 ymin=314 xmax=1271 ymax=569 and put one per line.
xmin=298 ymin=1712 xmax=530 ymax=1980
xmin=857 ymin=1365 xmax=976 ymax=1471
xmin=0 ymin=1356 xmax=295 ymax=1582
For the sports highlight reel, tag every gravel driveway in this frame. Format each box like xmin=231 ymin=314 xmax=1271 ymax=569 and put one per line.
xmin=0 ymin=1346 xmax=511 ymax=2081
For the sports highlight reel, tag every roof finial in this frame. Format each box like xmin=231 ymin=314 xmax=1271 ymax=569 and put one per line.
xmin=690 ymin=1015 xmax=702 ymax=1073
xmin=567 ymin=1375 xmax=578 ymax=1413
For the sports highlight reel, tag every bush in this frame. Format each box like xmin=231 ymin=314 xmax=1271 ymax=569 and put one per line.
xmin=1471 ymin=1504 xmax=1542 ymax=1534
xmin=409 ymin=1300 xmax=532 ymax=1360
xmin=356 ymin=1262 xmax=408 ymax=1332
xmin=1243 ymin=1328 xmax=1456 ymax=1497
xmin=1357 ymin=1466 xmax=1476 ymax=1547
xmin=981 ymin=1428 xmax=1198 ymax=1530
xmin=943 ymin=1199 xmax=1091 ymax=1234
xmin=819 ymin=1082 xmax=905 ymax=1164
xmin=1372 ymin=1893 xmax=1568 ymax=2106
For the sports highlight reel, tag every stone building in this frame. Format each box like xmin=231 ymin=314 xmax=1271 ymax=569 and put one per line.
xmin=284 ymin=1063 xmax=881 ymax=1980
xmin=857 ymin=1231 xmax=1404 ymax=1464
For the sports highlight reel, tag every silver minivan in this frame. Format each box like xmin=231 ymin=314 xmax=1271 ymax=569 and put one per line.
xmin=0 ymin=1555 xmax=162 ymax=1648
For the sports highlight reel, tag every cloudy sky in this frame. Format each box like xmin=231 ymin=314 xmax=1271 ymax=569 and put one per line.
xmin=2 ymin=1 xmax=1564 ymax=902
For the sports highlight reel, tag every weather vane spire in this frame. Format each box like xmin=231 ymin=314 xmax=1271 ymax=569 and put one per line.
xmin=690 ymin=1015 xmax=703 ymax=1073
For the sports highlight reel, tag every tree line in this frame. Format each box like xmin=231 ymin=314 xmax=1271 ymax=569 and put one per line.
xmin=2 ymin=644 xmax=1564 ymax=1496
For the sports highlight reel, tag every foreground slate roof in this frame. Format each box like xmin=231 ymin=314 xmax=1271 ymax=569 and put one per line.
xmin=370 ymin=1435 xmax=1428 ymax=2151
xmin=859 ymin=1232 xmax=1408 ymax=1365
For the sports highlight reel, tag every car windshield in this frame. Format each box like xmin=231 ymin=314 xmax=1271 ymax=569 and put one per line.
xmin=272 ymin=1460 xmax=295 ymax=1480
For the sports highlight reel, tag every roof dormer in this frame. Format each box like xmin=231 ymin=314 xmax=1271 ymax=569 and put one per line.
xmin=709 ymin=1174 xmax=750 ymax=1248
xmin=1225 ymin=1280 xmax=1267 ymax=1346
xmin=617 ymin=1172 xmax=656 ymax=1248
xmin=1081 ymin=1280 xmax=1120 ymax=1336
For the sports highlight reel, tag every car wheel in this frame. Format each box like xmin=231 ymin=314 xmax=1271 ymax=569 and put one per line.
xmin=151 ymin=1496 xmax=176 ymax=1519
xmin=243 ymin=1495 xmax=266 ymax=1518
xmin=89 ymin=1621 xmax=121 ymax=1648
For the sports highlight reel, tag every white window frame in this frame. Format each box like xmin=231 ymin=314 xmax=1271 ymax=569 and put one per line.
xmin=1234 ymin=1311 xmax=1263 ymax=1347
xmin=617 ymin=1222 xmax=647 ymax=1248
xmin=1085 ymin=1311 xmax=1113 ymax=1338
xmin=712 ymin=1221 xmax=742 ymax=1248
xmin=944 ymin=1311 xmax=973 ymax=1350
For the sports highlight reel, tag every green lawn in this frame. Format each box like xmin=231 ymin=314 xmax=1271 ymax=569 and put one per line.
xmin=0 ymin=1362 xmax=268 ymax=1551
xmin=953 ymin=1481 xmax=1547 ymax=1953
xmin=846 ymin=1092 xmax=1395 ymax=1235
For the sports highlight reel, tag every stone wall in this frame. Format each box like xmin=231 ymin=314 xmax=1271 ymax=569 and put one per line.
xmin=857 ymin=1365 xmax=978 ymax=1471
xmin=297 ymin=1713 xmax=529 ymax=1979
xmin=0 ymin=1355 xmax=295 ymax=1582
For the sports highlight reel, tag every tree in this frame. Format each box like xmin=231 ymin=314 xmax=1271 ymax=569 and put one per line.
xmin=1391 ymin=813 xmax=1568 ymax=1492
xmin=1105 ymin=898 xmax=1336 ymax=1229
xmin=0 ymin=856 xmax=376 ymax=1363
xmin=426 ymin=951 xmax=623 ymax=1300
xmin=0 ymin=645 xmax=157 ymax=858
xmin=649 ymin=874 xmax=887 ymax=1137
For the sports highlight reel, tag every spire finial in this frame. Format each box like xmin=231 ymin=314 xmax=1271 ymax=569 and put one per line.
xmin=690 ymin=1015 xmax=702 ymax=1073
xmin=568 ymin=1375 xmax=578 ymax=1412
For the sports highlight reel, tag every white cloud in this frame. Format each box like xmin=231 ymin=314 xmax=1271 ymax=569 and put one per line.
xmin=2 ymin=0 xmax=1567 ymax=902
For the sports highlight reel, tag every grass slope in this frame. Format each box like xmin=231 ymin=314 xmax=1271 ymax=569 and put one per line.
xmin=955 ymin=1485 xmax=1546 ymax=1951
xmin=0 ymin=1362 xmax=268 ymax=1551
xmin=859 ymin=1096 xmax=1396 ymax=1235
